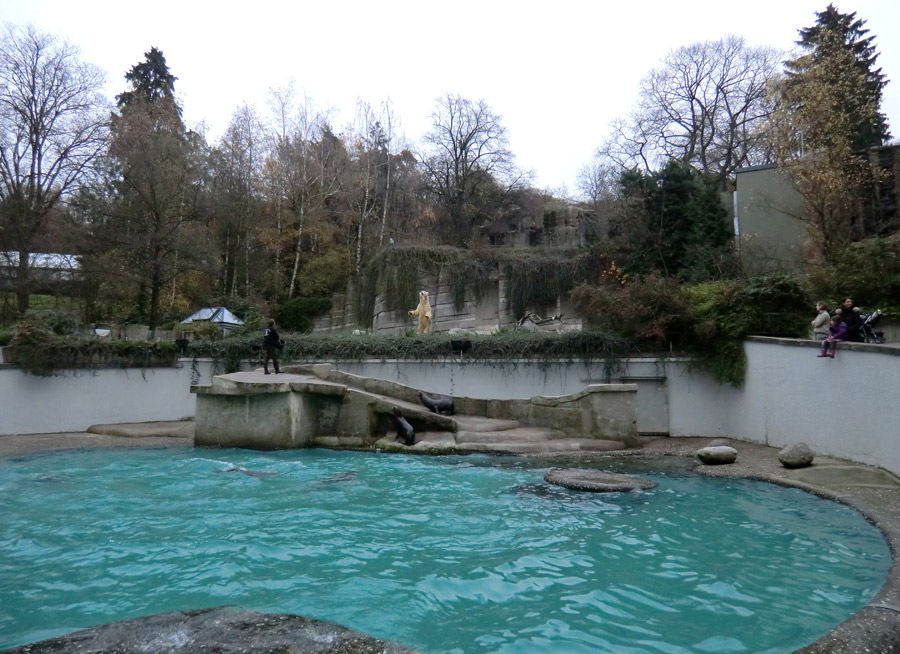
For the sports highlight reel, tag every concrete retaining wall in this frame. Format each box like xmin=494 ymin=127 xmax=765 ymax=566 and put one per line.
xmin=2 ymin=340 xmax=898 ymax=476
xmin=0 ymin=359 xmax=223 ymax=435
xmin=332 ymin=339 xmax=900 ymax=473
xmin=666 ymin=338 xmax=900 ymax=473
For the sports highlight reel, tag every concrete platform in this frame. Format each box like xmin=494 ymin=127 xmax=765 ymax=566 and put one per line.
xmin=191 ymin=367 xmax=639 ymax=452
xmin=88 ymin=421 xmax=194 ymax=439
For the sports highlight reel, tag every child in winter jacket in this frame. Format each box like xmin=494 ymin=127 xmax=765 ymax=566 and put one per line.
xmin=817 ymin=313 xmax=847 ymax=358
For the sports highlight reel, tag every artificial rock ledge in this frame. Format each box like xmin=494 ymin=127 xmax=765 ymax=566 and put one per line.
xmin=1 ymin=606 xmax=420 ymax=654
xmin=192 ymin=364 xmax=639 ymax=451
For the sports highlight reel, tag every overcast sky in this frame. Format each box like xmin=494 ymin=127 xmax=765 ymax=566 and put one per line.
xmin=2 ymin=0 xmax=899 ymax=192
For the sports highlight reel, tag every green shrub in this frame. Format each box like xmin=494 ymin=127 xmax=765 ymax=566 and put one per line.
xmin=0 ymin=325 xmax=16 ymax=346
xmin=155 ymin=340 xmax=176 ymax=355
xmin=21 ymin=309 xmax=80 ymax=335
xmin=571 ymin=272 xmax=809 ymax=386
xmin=806 ymin=233 xmax=900 ymax=315
xmin=276 ymin=297 xmax=333 ymax=332
xmin=570 ymin=272 xmax=689 ymax=347
xmin=681 ymin=274 xmax=810 ymax=386
xmin=6 ymin=321 xmax=178 ymax=376
xmin=187 ymin=329 xmax=629 ymax=379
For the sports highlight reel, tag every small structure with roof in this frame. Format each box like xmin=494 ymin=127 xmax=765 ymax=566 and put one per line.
xmin=179 ymin=307 xmax=245 ymax=336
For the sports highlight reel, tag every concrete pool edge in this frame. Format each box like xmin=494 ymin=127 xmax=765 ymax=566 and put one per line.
xmin=771 ymin=482 xmax=900 ymax=654
xmin=620 ymin=437 xmax=900 ymax=654
xmin=2 ymin=431 xmax=899 ymax=654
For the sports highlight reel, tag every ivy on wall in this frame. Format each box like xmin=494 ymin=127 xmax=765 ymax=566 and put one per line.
xmin=187 ymin=329 xmax=630 ymax=380
xmin=357 ymin=246 xmax=603 ymax=326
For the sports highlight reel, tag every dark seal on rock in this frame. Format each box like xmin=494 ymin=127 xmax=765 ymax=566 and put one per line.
xmin=697 ymin=445 xmax=738 ymax=465
xmin=543 ymin=468 xmax=657 ymax=492
xmin=418 ymin=390 xmax=455 ymax=415
xmin=0 ymin=606 xmax=421 ymax=653
xmin=393 ymin=407 xmax=417 ymax=445
xmin=778 ymin=442 xmax=815 ymax=468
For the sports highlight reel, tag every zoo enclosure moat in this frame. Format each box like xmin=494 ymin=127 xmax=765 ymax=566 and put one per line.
xmin=0 ymin=447 xmax=890 ymax=654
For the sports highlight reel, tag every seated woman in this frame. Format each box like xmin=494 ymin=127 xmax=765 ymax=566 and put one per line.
xmin=838 ymin=297 xmax=864 ymax=343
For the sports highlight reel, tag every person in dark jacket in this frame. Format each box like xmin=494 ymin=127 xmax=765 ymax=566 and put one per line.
xmin=262 ymin=319 xmax=282 ymax=374
xmin=838 ymin=297 xmax=864 ymax=343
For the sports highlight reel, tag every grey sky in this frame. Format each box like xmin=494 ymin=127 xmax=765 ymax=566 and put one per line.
xmin=2 ymin=0 xmax=898 ymax=192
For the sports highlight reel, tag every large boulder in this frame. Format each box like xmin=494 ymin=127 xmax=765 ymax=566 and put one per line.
xmin=544 ymin=468 xmax=657 ymax=492
xmin=779 ymin=442 xmax=815 ymax=469
xmin=2 ymin=606 xmax=420 ymax=654
xmin=697 ymin=445 xmax=738 ymax=465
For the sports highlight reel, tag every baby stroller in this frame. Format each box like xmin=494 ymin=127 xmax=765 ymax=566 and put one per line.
xmin=859 ymin=310 xmax=885 ymax=344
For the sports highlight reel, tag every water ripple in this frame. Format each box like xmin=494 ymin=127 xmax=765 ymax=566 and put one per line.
xmin=0 ymin=449 xmax=890 ymax=654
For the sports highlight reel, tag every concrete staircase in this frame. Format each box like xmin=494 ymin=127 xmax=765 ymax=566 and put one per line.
xmin=311 ymin=386 xmax=631 ymax=455
xmin=194 ymin=367 xmax=638 ymax=454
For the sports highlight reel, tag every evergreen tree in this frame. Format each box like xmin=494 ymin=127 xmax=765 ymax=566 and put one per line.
xmin=99 ymin=48 xmax=207 ymax=336
xmin=786 ymin=4 xmax=890 ymax=150
xmin=771 ymin=5 xmax=891 ymax=260
xmin=614 ymin=161 xmax=731 ymax=280
xmin=115 ymin=46 xmax=180 ymax=114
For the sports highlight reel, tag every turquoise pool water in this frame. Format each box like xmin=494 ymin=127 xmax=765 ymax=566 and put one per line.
xmin=0 ymin=448 xmax=890 ymax=653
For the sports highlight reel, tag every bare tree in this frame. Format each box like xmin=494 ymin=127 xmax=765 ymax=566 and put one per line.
xmin=576 ymin=159 xmax=620 ymax=242
xmin=346 ymin=101 xmax=380 ymax=276
xmin=600 ymin=36 xmax=781 ymax=183
xmin=376 ymin=100 xmax=398 ymax=249
xmin=418 ymin=94 xmax=520 ymax=246
xmin=264 ymin=85 xmax=343 ymax=297
xmin=344 ymin=99 xmax=402 ymax=275
xmin=210 ymin=104 xmax=268 ymax=298
xmin=0 ymin=24 xmax=108 ymax=314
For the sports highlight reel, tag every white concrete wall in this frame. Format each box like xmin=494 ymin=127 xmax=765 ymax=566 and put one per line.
xmin=2 ymin=342 xmax=898 ymax=477
xmin=334 ymin=341 xmax=900 ymax=472
xmin=0 ymin=359 xmax=223 ymax=435
xmin=664 ymin=339 xmax=900 ymax=473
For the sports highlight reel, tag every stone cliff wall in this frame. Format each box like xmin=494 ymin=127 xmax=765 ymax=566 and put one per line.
xmin=311 ymin=272 xmax=582 ymax=334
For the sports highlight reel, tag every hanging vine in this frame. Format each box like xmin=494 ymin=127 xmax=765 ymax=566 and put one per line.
xmin=357 ymin=246 xmax=597 ymax=324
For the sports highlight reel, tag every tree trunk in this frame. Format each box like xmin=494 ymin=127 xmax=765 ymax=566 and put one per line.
xmin=356 ymin=173 xmax=370 ymax=274
xmin=379 ymin=157 xmax=392 ymax=247
xmin=148 ymin=258 xmax=162 ymax=340
xmin=288 ymin=199 xmax=306 ymax=298
xmin=15 ymin=249 xmax=31 ymax=316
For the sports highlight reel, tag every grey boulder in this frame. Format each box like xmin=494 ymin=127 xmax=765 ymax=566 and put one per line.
xmin=778 ymin=442 xmax=815 ymax=469
xmin=544 ymin=468 xmax=657 ymax=492
xmin=697 ymin=445 xmax=738 ymax=465
xmin=1 ymin=606 xmax=420 ymax=654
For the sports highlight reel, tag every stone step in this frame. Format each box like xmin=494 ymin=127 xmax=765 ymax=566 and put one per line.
xmin=372 ymin=432 xmax=458 ymax=451
xmin=456 ymin=438 xmax=630 ymax=454
xmin=451 ymin=415 xmax=521 ymax=432
xmin=455 ymin=427 xmax=568 ymax=444
xmin=314 ymin=436 xmax=368 ymax=449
